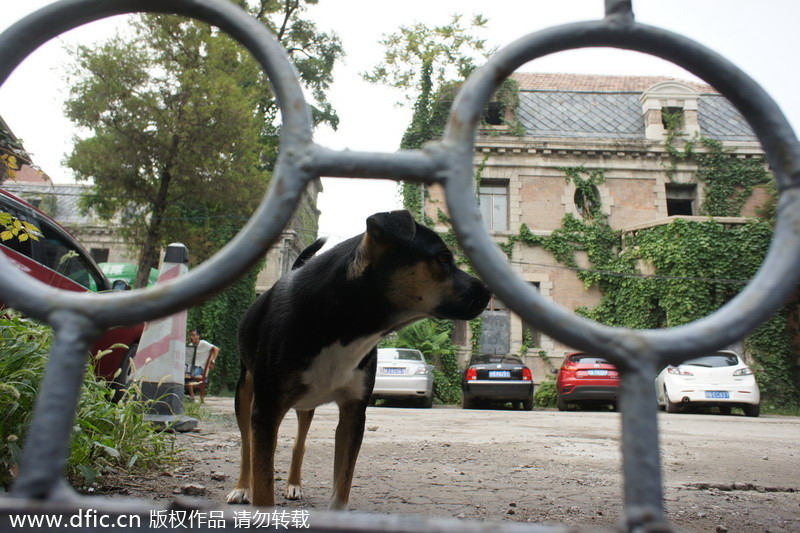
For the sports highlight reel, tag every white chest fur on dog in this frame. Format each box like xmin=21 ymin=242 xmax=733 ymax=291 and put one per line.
xmin=293 ymin=334 xmax=382 ymax=411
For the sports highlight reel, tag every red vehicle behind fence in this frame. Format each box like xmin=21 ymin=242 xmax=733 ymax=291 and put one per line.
xmin=555 ymin=352 xmax=620 ymax=411
xmin=0 ymin=189 xmax=143 ymax=388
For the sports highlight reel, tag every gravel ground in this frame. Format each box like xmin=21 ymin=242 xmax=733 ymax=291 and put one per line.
xmin=99 ymin=397 xmax=800 ymax=532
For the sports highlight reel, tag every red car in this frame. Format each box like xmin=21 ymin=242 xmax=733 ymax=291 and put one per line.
xmin=1 ymin=189 xmax=143 ymax=389
xmin=555 ymin=352 xmax=620 ymax=411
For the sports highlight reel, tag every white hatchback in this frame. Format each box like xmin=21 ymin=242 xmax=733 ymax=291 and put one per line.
xmin=655 ymin=350 xmax=760 ymax=417
xmin=371 ymin=348 xmax=434 ymax=408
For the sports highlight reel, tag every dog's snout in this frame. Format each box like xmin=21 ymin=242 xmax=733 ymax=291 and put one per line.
xmin=472 ymin=279 xmax=491 ymax=306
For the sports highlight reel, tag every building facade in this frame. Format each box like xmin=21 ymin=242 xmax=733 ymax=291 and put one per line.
xmin=425 ymin=73 xmax=768 ymax=379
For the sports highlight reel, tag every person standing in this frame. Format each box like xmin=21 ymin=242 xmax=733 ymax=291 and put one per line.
xmin=184 ymin=329 xmax=219 ymax=402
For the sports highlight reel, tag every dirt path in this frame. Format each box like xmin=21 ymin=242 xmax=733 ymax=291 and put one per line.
xmin=101 ymin=397 xmax=800 ymax=532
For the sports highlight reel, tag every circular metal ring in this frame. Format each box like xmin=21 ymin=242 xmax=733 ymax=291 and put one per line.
xmin=0 ymin=0 xmax=314 ymax=327
xmin=443 ymin=19 xmax=800 ymax=365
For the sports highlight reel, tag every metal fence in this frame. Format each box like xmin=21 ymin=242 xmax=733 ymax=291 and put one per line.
xmin=1 ymin=0 xmax=798 ymax=531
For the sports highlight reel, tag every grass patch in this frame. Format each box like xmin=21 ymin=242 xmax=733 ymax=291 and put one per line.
xmin=0 ymin=313 xmax=178 ymax=491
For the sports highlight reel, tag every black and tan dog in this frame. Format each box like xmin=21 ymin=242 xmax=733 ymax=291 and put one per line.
xmin=226 ymin=210 xmax=490 ymax=509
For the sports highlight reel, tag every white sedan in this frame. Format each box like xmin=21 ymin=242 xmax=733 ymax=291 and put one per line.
xmin=655 ymin=351 xmax=760 ymax=417
xmin=371 ymin=348 xmax=434 ymax=408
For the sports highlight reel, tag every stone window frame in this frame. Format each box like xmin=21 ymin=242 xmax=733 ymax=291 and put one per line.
xmin=640 ymin=81 xmax=701 ymax=141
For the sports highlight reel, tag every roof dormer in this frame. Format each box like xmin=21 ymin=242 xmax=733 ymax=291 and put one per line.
xmin=640 ymin=81 xmax=700 ymax=141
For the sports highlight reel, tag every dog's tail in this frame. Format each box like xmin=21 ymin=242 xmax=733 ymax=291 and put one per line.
xmin=292 ymin=237 xmax=327 ymax=270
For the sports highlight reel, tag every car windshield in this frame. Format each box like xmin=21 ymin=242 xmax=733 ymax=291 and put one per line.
xmin=379 ymin=349 xmax=424 ymax=361
xmin=569 ymin=354 xmax=609 ymax=365
xmin=469 ymin=355 xmax=522 ymax=365
xmin=682 ymin=353 xmax=740 ymax=368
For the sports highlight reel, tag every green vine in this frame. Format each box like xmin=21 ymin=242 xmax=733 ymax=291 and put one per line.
xmin=519 ymin=328 xmax=533 ymax=357
xmin=501 ymin=154 xmax=797 ymax=407
xmin=663 ymin=113 xmax=771 ymax=217
xmin=562 ymin=166 xmax=606 ymax=219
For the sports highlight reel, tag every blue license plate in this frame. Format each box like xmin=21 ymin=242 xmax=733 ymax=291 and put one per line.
xmin=587 ymin=369 xmax=608 ymax=376
xmin=384 ymin=367 xmax=404 ymax=375
xmin=488 ymin=370 xmax=511 ymax=378
xmin=705 ymin=391 xmax=729 ymax=399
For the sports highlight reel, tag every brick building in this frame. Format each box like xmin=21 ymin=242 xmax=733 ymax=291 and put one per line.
xmin=425 ymin=73 xmax=768 ymax=378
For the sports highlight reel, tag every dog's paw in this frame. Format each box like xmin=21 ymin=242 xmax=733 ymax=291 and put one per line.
xmin=285 ymin=484 xmax=303 ymax=500
xmin=226 ymin=488 xmax=250 ymax=504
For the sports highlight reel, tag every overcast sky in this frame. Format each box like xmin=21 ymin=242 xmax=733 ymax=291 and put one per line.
xmin=1 ymin=1 xmax=799 ymax=246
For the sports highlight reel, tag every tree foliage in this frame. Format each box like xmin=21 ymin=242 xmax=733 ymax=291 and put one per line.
xmin=64 ymin=2 xmax=342 ymax=288
xmin=365 ymin=15 xmax=492 ymax=218
xmin=386 ymin=319 xmax=462 ymax=404
xmin=362 ymin=14 xmax=492 ymax=98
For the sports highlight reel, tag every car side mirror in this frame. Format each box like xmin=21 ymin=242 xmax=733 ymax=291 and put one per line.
xmin=550 ymin=368 xmax=559 ymax=374
xmin=112 ymin=279 xmax=131 ymax=291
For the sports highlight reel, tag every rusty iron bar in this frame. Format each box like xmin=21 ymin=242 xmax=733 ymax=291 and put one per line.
xmin=1 ymin=0 xmax=799 ymax=531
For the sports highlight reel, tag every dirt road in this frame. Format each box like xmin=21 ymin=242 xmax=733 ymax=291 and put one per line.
xmin=104 ymin=398 xmax=800 ymax=532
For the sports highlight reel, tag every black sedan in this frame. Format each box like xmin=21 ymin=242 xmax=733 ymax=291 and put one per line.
xmin=461 ymin=354 xmax=534 ymax=410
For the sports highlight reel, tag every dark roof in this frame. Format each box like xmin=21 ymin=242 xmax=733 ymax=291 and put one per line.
xmin=697 ymin=96 xmax=758 ymax=142
xmin=510 ymin=73 xmax=756 ymax=141
xmin=517 ymin=91 xmax=646 ymax=140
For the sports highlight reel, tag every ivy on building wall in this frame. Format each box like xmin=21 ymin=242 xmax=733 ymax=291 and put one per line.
xmin=187 ymin=219 xmax=263 ymax=393
xmin=502 ymin=158 xmax=798 ymax=407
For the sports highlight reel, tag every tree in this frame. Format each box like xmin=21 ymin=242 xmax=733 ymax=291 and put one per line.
xmin=365 ymin=17 xmax=494 ymax=403
xmin=64 ymin=2 xmax=342 ymax=288
xmin=363 ymin=14 xmax=492 ymax=216
xmin=362 ymin=14 xmax=491 ymax=103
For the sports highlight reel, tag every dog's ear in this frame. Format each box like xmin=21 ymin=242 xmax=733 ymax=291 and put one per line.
xmin=366 ymin=210 xmax=416 ymax=245
xmin=348 ymin=210 xmax=417 ymax=279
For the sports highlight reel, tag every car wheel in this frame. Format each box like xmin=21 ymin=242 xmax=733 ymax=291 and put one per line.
xmin=718 ymin=406 xmax=732 ymax=415
xmin=522 ymin=397 xmax=533 ymax=411
xmin=743 ymin=404 xmax=760 ymax=418
xmin=556 ymin=394 xmax=568 ymax=411
xmin=663 ymin=387 xmax=681 ymax=413
xmin=611 ymin=401 xmax=619 ymax=412
xmin=111 ymin=342 xmax=138 ymax=402
xmin=665 ymin=398 xmax=681 ymax=413
xmin=461 ymin=395 xmax=474 ymax=409
xmin=420 ymin=396 xmax=433 ymax=408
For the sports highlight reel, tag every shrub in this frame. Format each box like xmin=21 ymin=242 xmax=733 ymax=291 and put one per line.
xmin=534 ymin=376 xmax=558 ymax=408
xmin=0 ymin=314 xmax=178 ymax=490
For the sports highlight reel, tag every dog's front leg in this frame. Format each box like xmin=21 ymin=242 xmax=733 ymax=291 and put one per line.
xmin=250 ymin=398 xmax=289 ymax=507
xmin=329 ymin=398 xmax=368 ymax=510
xmin=227 ymin=370 xmax=254 ymax=504
xmin=286 ymin=409 xmax=315 ymax=500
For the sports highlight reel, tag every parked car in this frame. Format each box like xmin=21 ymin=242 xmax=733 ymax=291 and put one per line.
xmin=371 ymin=348 xmax=434 ymax=407
xmin=655 ymin=350 xmax=760 ymax=417
xmin=555 ymin=352 xmax=620 ymax=411
xmin=461 ymin=354 xmax=533 ymax=410
xmin=0 ymin=189 xmax=143 ymax=390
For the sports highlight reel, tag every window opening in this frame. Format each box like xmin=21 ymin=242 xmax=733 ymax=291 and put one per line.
xmin=574 ymin=185 xmax=601 ymax=218
xmin=90 ymin=248 xmax=110 ymax=263
xmin=665 ymin=183 xmax=696 ymax=216
xmin=484 ymin=102 xmax=504 ymax=126
xmin=661 ymin=106 xmax=684 ymax=131
xmin=479 ymin=180 xmax=509 ymax=232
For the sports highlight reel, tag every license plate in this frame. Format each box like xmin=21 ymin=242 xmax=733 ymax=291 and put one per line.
xmin=488 ymin=370 xmax=511 ymax=378
xmin=705 ymin=391 xmax=729 ymax=399
xmin=587 ymin=369 xmax=608 ymax=376
xmin=383 ymin=367 xmax=404 ymax=375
